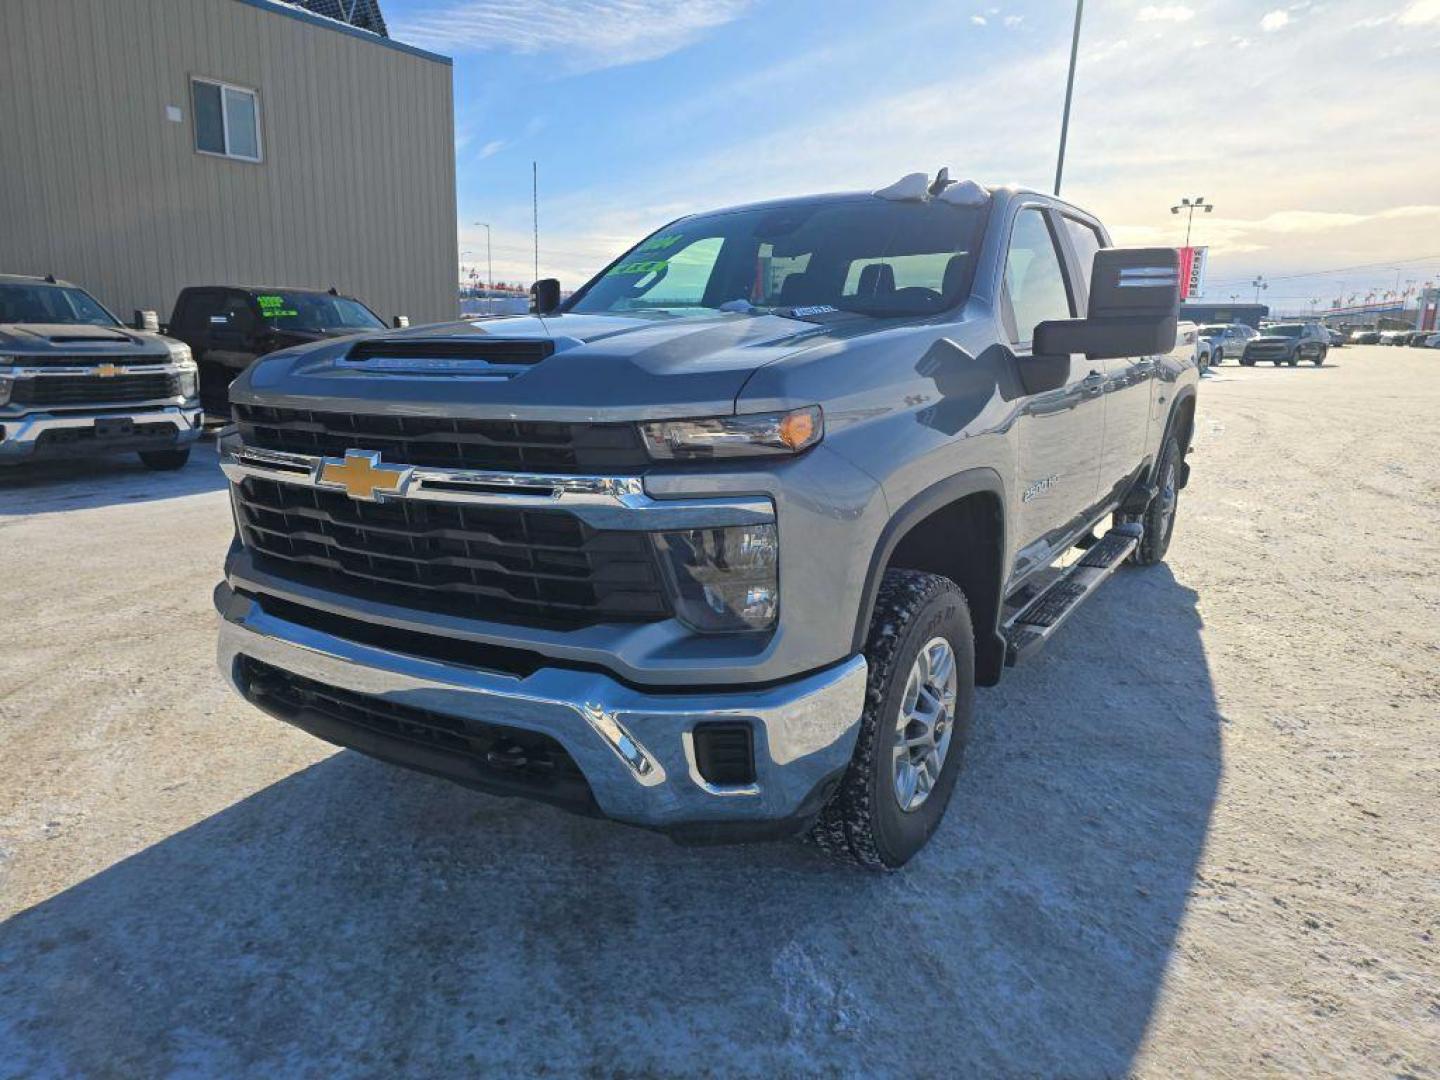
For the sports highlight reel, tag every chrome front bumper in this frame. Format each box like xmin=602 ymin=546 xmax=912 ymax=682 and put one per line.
xmin=216 ymin=587 xmax=867 ymax=832
xmin=0 ymin=405 xmax=204 ymax=460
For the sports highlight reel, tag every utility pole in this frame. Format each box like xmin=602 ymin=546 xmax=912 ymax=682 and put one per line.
xmin=1053 ymin=0 xmax=1084 ymax=196
xmin=1170 ymin=196 xmax=1214 ymax=248
xmin=472 ymin=222 xmax=493 ymax=315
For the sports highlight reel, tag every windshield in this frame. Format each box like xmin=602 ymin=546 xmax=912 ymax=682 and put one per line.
xmin=1197 ymin=325 xmax=1229 ymax=335
xmin=254 ymin=292 xmax=385 ymax=331
xmin=567 ymin=197 xmax=989 ymax=319
xmin=1265 ymin=324 xmax=1304 ymax=337
xmin=0 ymin=283 xmax=119 ymax=327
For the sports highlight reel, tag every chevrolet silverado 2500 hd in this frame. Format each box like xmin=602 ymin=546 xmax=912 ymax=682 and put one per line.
xmin=0 ymin=275 xmax=202 ymax=468
xmin=214 ymin=174 xmax=1196 ymax=868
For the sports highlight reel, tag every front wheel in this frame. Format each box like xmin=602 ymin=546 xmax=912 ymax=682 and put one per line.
xmin=1212 ymin=349 xmax=1223 ymax=365
xmin=1287 ymin=355 xmax=1300 ymax=366
xmin=139 ymin=448 xmax=191 ymax=471
xmin=810 ymin=570 xmax=974 ymax=870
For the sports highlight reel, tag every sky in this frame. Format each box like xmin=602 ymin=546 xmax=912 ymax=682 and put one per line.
xmin=381 ymin=0 xmax=1440 ymax=312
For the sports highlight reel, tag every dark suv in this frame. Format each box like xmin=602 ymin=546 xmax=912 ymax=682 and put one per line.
xmin=166 ymin=286 xmax=391 ymax=416
xmin=1243 ymin=322 xmax=1329 ymax=366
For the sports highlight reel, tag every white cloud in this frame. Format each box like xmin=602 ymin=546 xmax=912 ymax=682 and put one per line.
xmin=392 ymin=0 xmax=754 ymax=71
xmin=477 ymin=139 xmax=507 ymax=160
xmin=1137 ymin=5 xmax=1195 ymax=22
xmin=1260 ymin=9 xmax=1291 ymax=31
xmin=1004 ymin=14 xmax=1024 ymax=27
xmin=970 ymin=15 xmax=987 ymax=25
xmin=1400 ymin=0 xmax=1440 ymax=24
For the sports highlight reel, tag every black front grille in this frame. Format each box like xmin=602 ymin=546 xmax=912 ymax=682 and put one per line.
xmin=236 ymin=476 xmax=671 ymax=628
xmin=234 ymin=404 xmax=650 ymax=473
xmin=237 ymin=657 xmax=595 ymax=810
xmin=14 ymin=372 xmax=178 ymax=406
xmin=347 ymin=338 xmax=555 ymax=364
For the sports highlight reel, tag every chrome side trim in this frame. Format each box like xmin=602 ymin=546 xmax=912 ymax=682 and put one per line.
xmin=217 ymin=433 xmax=775 ymax=528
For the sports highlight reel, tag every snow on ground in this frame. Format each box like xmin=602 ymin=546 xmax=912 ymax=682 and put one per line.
xmin=0 ymin=347 xmax=1436 ymax=1076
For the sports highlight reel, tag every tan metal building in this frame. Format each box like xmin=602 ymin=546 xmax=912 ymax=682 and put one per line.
xmin=0 ymin=0 xmax=458 ymax=326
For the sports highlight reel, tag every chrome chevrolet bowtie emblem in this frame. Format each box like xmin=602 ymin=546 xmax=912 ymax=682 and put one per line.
xmin=318 ymin=450 xmax=411 ymax=502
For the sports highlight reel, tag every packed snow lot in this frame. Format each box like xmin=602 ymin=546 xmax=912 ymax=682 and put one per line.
xmin=1 ymin=345 xmax=1436 ymax=1077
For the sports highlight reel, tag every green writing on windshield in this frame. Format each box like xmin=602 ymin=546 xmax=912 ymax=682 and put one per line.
xmin=256 ymin=294 xmax=298 ymax=318
xmin=604 ymin=259 xmax=668 ymax=277
xmin=636 ymin=234 xmax=682 ymax=254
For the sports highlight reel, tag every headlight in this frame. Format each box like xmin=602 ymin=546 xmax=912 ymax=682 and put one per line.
xmin=640 ymin=406 xmax=822 ymax=460
xmin=0 ymin=358 xmax=13 ymax=407
xmin=167 ymin=343 xmax=198 ymax=398
xmin=654 ymin=523 xmax=778 ymax=633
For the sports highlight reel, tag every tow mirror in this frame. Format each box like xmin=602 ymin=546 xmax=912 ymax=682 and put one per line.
xmin=132 ymin=309 xmax=159 ymax=332
xmin=1033 ymin=247 xmax=1181 ymax=360
xmin=530 ymin=278 xmax=562 ymax=315
xmin=392 ymin=315 xmax=409 ymax=329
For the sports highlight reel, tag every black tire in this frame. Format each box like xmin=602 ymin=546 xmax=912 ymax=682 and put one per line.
xmin=1313 ymin=347 xmax=1326 ymax=366
xmin=1241 ymin=356 xmax=1255 ymax=366
xmin=1129 ymin=434 xmax=1181 ymax=565
xmin=809 ymin=570 xmax=974 ymax=871
xmin=1212 ymin=349 xmax=1223 ymax=365
xmin=1287 ymin=355 xmax=1300 ymax=366
xmin=139 ymin=448 xmax=191 ymax=471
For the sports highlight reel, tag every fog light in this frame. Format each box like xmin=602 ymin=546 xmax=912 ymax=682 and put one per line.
xmin=654 ymin=523 xmax=778 ymax=633
xmin=0 ymin=372 xmax=12 ymax=407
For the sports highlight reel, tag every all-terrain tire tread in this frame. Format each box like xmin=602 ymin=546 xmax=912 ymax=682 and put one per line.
xmin=808 ymin=570 xmax=968 ymax=871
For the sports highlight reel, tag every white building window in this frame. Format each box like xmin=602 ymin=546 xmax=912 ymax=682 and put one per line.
xmin=191 ymin=78 xmax=262 ymax=163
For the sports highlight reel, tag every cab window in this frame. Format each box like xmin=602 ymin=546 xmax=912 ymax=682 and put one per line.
xmin=1003 ymin=209 xmax=1075 ymax=348
xmin=1061 ymin=217 xmax=1105 ymax=294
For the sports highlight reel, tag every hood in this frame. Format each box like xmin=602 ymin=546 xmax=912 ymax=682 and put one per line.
xmin=1251 ymin=335 xmax=1299 ymax=346
xmin=0 ymin=322 xmax=172 ymax=359
xmin=234 ymin=310 xmax=880 ymax=421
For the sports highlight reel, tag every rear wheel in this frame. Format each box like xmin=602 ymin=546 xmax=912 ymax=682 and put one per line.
xmin=1128 ymin=434 xmax=1182 ymax=565
xmin=1212 ymin=349 xmax=1223 ymax=365
xmin=810 ymin=570 xmax=974 ymax=870
xmin=139 ymin=448 xmax=191 ymax=471
xmin=1287 ymin=355 xmax=1300 ymax=366
xmin=1313 ymin=347 xmax=1326 ymax=366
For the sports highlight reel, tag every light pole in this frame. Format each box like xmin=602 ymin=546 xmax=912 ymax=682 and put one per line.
xmin=1252 ymin=276 xmax=1268 ymax=305
xmin=460 ymin=250 xmax=473 ymax=296
xmin=1053 ymin=0 xmax=1084 ymax=196
xmin=1170 ymin=196 xmax=1214 ymax=248
xmin=472 ymin=222 xmax=493 ymax=315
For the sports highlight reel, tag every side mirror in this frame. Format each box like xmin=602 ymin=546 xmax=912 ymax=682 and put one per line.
xmin=392 ymin=315 xmax=410 ymax=329
xmin=530 ymin=278 xmax=562 ymax=315
xmin=1033 ymin=247 xmax=1181 ymax=360
xmin=133 ymin=309 xmax=159 ymax=332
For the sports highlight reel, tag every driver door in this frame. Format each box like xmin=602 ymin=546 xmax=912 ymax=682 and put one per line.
xmin=1003 ymin=206 xmax=1105 ymax=573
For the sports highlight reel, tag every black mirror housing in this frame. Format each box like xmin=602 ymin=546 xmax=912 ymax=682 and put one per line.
xmin=530 ymin=278 xmax=562 ymax=315
xmin=1034 ymin=247 xmax=1180 ymax=360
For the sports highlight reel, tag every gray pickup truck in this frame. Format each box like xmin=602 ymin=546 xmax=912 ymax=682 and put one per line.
xmin=214 ymin=174 xmax=1196 ymax=868
xmin=0 ymin=274 xmax=202 ymax=468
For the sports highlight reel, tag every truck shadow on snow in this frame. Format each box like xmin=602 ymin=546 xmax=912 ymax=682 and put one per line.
xmin=0 ymin=439 xmax=227 ymax=515
xmin=0 ymin=567 xmax=1218 ymax=1077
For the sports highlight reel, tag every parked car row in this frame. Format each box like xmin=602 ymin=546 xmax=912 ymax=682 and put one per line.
xmin=0 ymin=273 xmax=397 ymax=469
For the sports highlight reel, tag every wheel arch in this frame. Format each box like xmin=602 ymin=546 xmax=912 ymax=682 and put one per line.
xmin=853 ymin=469 xmax=1009 ymax=687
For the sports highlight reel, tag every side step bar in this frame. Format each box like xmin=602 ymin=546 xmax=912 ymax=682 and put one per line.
xmin=1003 ymin=523 xmax=1142 ymax=666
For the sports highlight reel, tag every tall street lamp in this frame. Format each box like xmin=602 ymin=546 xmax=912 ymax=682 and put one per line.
xmin=1252 ymin=276 xmax=1268 ymax=305
xmin=473 ymin=222 xmax=493 ymax=315
xmin=1053 ymin=0 xmax=1084 ymax=196
xmin=1170 ymin=196 xmax=1214 ymax=248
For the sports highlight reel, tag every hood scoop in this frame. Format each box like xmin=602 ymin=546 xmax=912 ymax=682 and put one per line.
xmin=341 ymin=337 xmax=556 ymax=378
xmin=46 ymin=331 xmax=132 ymax=344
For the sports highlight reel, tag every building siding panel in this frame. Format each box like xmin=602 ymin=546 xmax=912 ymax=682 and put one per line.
xmin=0 ymin=0 xmax=458 ymax=326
